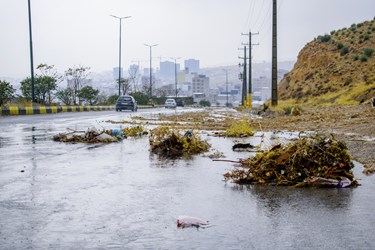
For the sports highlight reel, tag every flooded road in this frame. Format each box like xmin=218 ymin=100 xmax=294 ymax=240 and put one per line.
xmin=1 ymin=109 xmax=374 ymax=249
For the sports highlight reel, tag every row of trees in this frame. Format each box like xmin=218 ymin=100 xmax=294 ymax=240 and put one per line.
xmin=0 ymin=63 xmax=191 ymax=106
xmin=1 ymin=64 xmax=100 ymax=106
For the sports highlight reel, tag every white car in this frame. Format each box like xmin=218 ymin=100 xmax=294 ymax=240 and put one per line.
xmin=165 ymin=99 xmax=177 ymax=108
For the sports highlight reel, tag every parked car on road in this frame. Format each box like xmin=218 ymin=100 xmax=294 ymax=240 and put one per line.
xmin=116 ymin=95 xmax=137 ymax=112
xmin=165 ymin=99 xmax=177 ymax=108
xmin=176 ymin=98 xmax=185 ymax=107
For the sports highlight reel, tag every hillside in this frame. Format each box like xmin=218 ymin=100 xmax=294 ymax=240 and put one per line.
xmin=278 ymin=19 xmax=375 ymax=105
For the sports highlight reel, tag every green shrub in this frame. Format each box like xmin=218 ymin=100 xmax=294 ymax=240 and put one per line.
xmin=364 ymin=34 xmax=370 ymax=40
xmin=337 ymin=42 xmax=344 ymax=49
xmin=357 ymin=23 xmax=363 ymax=28
xmin=340 ymin=47 xmax=349 ymax=56
xmin=364 ymin=48 xmax=374 ymax=57
xmin=352 ymin=55 xmax=359 ymax=61
xmin=199 ymin=100 xmax=211 ymax=107
xmin=330 ymin=30 xmax=336 ymax=35
xmin=372 ymin=27 xmax=375 ymax=32
xmin=319 ymin=34 xmax=331 ymax=42
xmin=360 ymin=55 xmax=368 ymax=62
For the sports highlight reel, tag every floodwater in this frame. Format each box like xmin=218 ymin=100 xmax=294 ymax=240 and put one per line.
xmin=0 ymin=109 xmax=374 ymax=250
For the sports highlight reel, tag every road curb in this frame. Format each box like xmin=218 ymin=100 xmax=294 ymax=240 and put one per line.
xmin=0 ymin=105 xmax=160 ymax=116
xmin=0 ymin=105 xmax=115 ymax=116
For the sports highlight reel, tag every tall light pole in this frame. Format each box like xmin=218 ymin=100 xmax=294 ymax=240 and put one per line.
xmin=223 ymin=69 xmax=229 ymax=107
xmin=28 ymin=0 xmax=35 ymax=103
xmin=170 ymin=57 xmax=181 ymax=98
xmin=110 ymin=15 xmax=131 ymax=96
xmin=144 ymin=44 xmax=158 ymax=100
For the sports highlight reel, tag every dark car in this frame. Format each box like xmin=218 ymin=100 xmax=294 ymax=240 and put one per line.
xmin=116 ymin=95 xmax=137 ymax=112
xmin=176 ymin=98 xmax=185 ymax=107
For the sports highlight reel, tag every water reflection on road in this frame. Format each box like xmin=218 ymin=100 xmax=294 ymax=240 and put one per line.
xmin=0 ymin=109 xmax=374 ymax=249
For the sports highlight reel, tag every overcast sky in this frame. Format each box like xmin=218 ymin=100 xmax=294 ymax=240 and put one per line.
xmin=0 ymin=0 xmax=374 ymax=78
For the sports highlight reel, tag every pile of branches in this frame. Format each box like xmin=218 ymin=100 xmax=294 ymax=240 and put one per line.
xmin=224 ymin=134 xmax=358 ymax=187
xmin=149 ymin=126 xmax=210 ymax=158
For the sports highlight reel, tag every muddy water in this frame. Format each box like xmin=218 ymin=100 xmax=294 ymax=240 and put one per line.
xmin=0 ymin=110 xmax=374 ymax=249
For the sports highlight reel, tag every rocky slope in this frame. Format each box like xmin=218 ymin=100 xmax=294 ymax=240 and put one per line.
xmin=278 ymin=19 xmax=375 ymax=105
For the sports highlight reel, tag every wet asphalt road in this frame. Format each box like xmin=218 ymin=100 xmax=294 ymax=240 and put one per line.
xmin=0 ymin=108 xmax=375 ymax=250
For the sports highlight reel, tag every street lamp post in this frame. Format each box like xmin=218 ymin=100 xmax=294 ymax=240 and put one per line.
xmin=144 ymin=44 xmax=158 ymax=100
xmin=27 ymin=0 xmax=35 ymax=103
xmin=223 ymin=69 xmax=229 ymax=107
xmin=111 ymin=15 xmax=131 ymax=96
xmin=170 ymin=57 xmax=181 ymax=98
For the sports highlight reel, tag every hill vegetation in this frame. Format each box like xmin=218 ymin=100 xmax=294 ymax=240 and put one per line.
xmin=278 ymin=19 xmax=375 ymax=105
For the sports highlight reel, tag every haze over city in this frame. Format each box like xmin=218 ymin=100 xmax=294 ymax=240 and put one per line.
xmin=0 ymin=0 xmax=374 ymax=78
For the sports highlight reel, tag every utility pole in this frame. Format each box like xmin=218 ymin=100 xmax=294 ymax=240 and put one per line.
xmin=144 ymin=44 xmax=158 ymax=101
xmin=242 ymin=31 xmax=259 ymax=109
xmin=170 ymin=57 xmax=181 ymax=98
xmin=271 ymin=0 xmax=278 ymax=106
xmin=238 ymin=46 xmax=247 ymax=106
xmin=110 ymin=15 xmax=131 ymax=96
xmin=223 ymin=69 xmax=229 ymax=107
xmin=27 ymin=0 xmax=35 ymax=103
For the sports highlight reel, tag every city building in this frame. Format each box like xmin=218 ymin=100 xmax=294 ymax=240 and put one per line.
xmin=192 ymin=74 xmax=209 ymax=102
xmin=159 ymin=61 xmax=180 ymax=79
xmin=184 ymin=58 xmax=200 ymax=73
xmin=112 ymin=67 xmax=124 ymax=80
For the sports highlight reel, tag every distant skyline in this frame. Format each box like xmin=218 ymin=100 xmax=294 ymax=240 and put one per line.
xmin=0 ymin=0 xmax=374 ymax=78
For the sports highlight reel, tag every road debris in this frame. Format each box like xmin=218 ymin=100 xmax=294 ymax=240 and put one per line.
xmin=232 ymin=143 xmax=256 ymax=152
xmin=177 ymin=215 xmax=209 ymax=228
xmin=53 ymin=126 xmax=148 ymax=143
xmin=212 ymin=119 xmax=254 ymax=137
xmin=223 ymin=134 xmax=358 ymax=187
xmin=149 ymin=126 xmax=210 ymax=158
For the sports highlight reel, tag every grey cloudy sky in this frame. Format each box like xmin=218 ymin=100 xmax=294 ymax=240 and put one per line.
xmin=0 ymin=0 xmax=374 ymax=78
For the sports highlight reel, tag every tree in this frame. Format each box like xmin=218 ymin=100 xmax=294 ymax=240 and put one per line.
xmin=155 ymin=84 xmax=174 ymax=97
xmin=106 ymin=94 xmax=119 ymax=105
xmin=36 ymin=64 xmax=63 ymax=103
xmin=20 ymin=63 xmax=61 ymax=104
xmin=77 ymin=86 xmax=99 ymax=105
xmin=65 ymin=66 xmax=91 ymax=105
xmin=131 ymin=91 xmax=149 ymax=105
xmin=55 ymin=88 xmax=73 ymax=105
xmin=20 ymin=76 xmax=57 ymax=104
xmin=118 ymin=78 xmax=132 ymax=95
xmin=0 ymin=80 xmax=15 ymax=106
xmin=128 ymin=66 xmax=140 ymax=92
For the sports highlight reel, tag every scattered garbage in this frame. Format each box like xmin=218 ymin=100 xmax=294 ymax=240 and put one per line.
xmin=53 ymin=126 xmax=148 ymax=143
xmin=149 ymin=126 xmax=210 ymax=158
xmin=53 ymin=127 xmax=119 ymax=143
xmin=177 ymin=215 xmax=209 ymax=228
xmin=223 ymin=134 xmax=358 ymax=187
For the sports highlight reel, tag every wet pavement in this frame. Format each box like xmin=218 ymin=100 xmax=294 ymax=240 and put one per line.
xmin=1 ymin=109 xmax=375 ymax=250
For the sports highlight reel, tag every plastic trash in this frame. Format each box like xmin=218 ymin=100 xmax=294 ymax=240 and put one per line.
xmin=112 ymin=129 xmax=124 ymax=139
xmin=177 ymin=215 xmax=209 ymax=228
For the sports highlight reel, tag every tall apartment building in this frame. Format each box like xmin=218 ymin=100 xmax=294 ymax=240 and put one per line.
xmin=192 ymin=74 xmax=209 ymax=97
xmin=184 ymin=58 xmax=200 ymax=73
xmin=159 ymin=61 xmax=180 ymax=78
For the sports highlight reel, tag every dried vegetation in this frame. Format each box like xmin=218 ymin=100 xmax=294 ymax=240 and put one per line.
xmin=149 ymin=126 xmax=210 ymax=158
xmin=224 ymin=134 xmax=358 ymax=187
